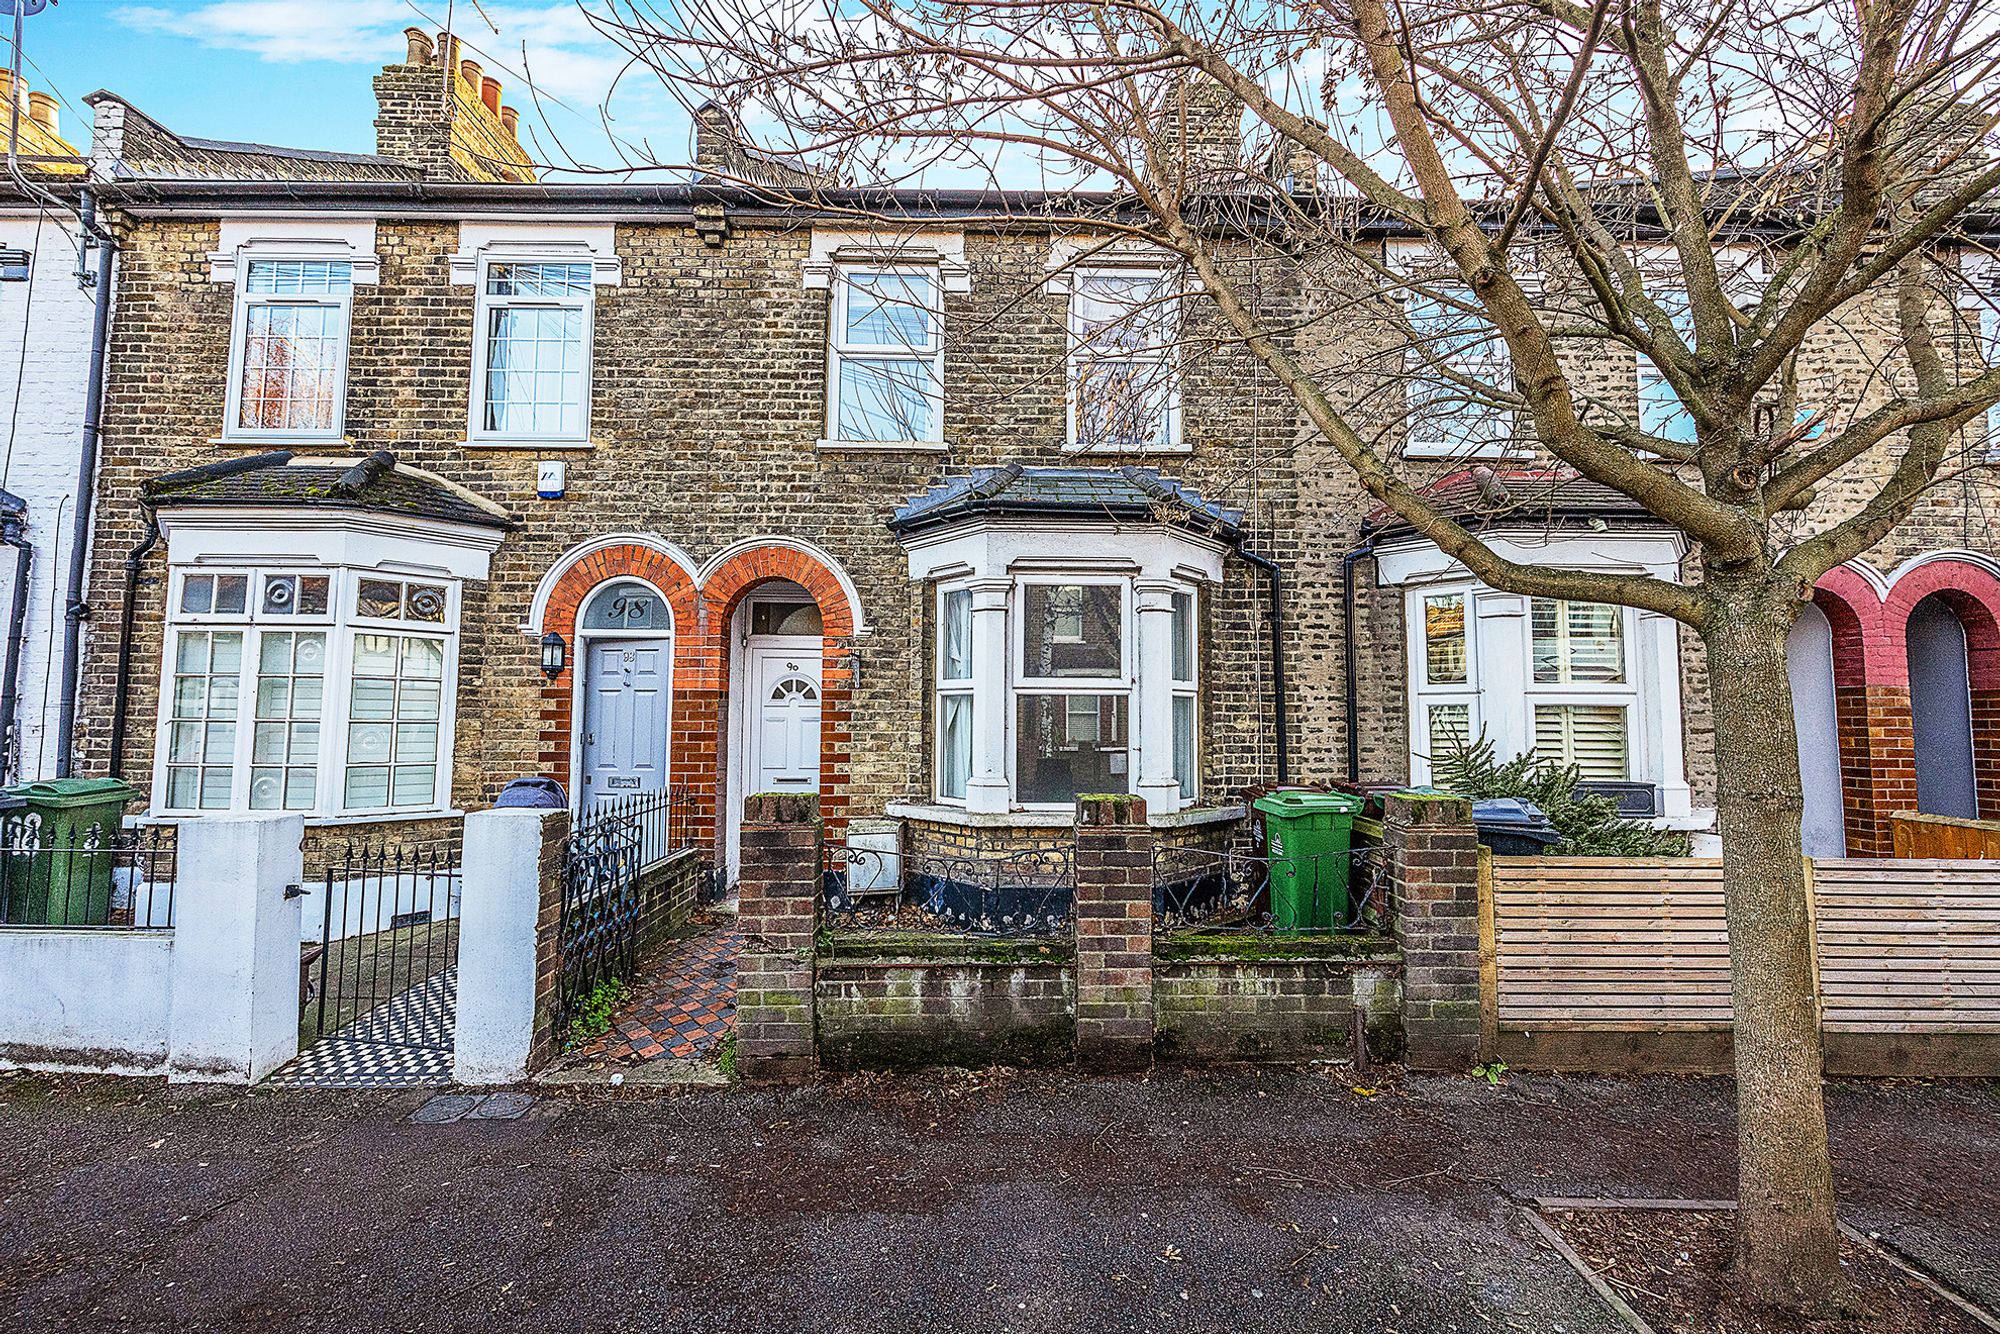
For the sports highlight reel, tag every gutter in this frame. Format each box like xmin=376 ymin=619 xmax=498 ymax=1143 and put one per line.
xmin=53 ymin=187 xmax=115 ymax=777
xmin=1234 ymin=542 xmax=1289 ymax=785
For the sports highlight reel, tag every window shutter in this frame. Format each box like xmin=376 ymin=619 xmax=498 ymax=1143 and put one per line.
xmin=1534 ymin=705 xmax=1627 ymax=779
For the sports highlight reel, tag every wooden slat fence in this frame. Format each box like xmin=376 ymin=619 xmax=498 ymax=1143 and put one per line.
xmin=1483 ymin=854 xmax=2000 ymax=1072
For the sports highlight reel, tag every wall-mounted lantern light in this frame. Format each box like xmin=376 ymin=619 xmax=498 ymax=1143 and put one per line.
xmin=540 ymin=631 xmax=567 ymax=679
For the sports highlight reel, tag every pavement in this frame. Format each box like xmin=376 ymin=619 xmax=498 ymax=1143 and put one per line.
xmin=0 ymin=1067 xmax=1993 ymax=1333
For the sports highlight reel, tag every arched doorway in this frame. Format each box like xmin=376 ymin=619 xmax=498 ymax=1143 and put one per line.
xmin=1907 ymin=593 xmax=1978 ymax=819
xmin=1787 ymin=602 xmax=1847 ymax=857
xmin=575 ymin=578 xmax=674 ymax=811
xmin=725 ymin=579 xmax=826 ymax=879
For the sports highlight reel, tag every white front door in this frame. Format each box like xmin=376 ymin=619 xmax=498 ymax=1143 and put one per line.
xmin=581 ymin=638 xmax=671 ymax=807
xmin=747 ymin=647 xmax=821 ymax=796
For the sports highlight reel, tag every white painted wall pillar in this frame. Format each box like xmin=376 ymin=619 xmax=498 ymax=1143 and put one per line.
xmin=965 ymin=579 xmax=1013 ymax=815
xmin=454 ymin=807 xmax=562 ymax=1085
xmin=166 ymin=815 xmax=304 ymax=1084
xmin=1133 ymin=580 xmax=1182 ymax=811
xmin=1639 ymin=609 xmax=1694 ymax=820
xmin=1473 ymin=590 xmax=1529 ymax=762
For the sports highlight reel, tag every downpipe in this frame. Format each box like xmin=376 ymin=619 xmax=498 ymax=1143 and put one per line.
xmin=105 ymin=508 xmax=160 ymax=779
xmin=54 ymin=189 xmax=116 ymax=777
xmin=0 ymin=507 xmax=29 ymax=783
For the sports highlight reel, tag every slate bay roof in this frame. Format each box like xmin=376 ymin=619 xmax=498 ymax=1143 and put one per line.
xmin=889 ymin=465 xmax=1243 ymax=539
xmin=144 ymin=451 xmax=515 ymax=531
xmin=1360 ymin=467 xmax=1663 ymax=540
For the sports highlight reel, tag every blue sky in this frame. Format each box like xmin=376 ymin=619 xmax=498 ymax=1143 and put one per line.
xmin=18 ymin=0 xmax=695 ymax=175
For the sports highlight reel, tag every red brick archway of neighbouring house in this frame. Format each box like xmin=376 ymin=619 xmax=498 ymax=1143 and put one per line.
xmin=536 ymin=540 xmax=858 ymax=863
xmin=1810 ymin=558 xmax=2000 ymax=856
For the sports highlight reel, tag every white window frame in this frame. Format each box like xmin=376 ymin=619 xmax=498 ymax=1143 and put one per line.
xmin=825 ymin=263 xmax=945 ymax=448
xmin=1065 ymin=266 xmax=1184 ymax=454
xmin=1407 ymin=582 xmax=1481 ymax=777
xmin=1170 ymin=588 xmax=1199 ymax=801
xmin=1011 ymin=574 xmax=1136 ymax=810
xmin=469 ymin=255 xmax=598 ymax=446
xmin=1399 ymin=282 xmax=1517 ymax=460
xmin=221 ymin=254 xmax=356 ymax=444
xmin=934 ymin=585 xmax=974 ymax=802
xmin=1980 ymin=302 xmax=2000 ymax=459
xmin=154 ymin=564 xmax=462 ymax=820
xmin=1524 ymin=597 xmax=1639 ymax=781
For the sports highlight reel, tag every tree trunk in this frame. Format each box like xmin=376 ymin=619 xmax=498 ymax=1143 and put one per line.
xmin=1701 ymin=586 xmax=1851 ymax=1313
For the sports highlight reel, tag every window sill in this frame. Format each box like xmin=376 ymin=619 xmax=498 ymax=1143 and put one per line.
xmin=1400 ymin=444 xmax=1533 ymax=461
xmin=884 ymin=800 xmax=1245 ymax=830
xmin=815 ymin=438 xmax=949 ymax=453
xmin=132 ymin=807 xmax=465 ymax=827
xmin=211 ymin=434 xmax=355 ymax=449
xmin=1064 ymin=443 xmax=1193 ymax=456
xmin=460 ymin=438 xmax=600 ymax=452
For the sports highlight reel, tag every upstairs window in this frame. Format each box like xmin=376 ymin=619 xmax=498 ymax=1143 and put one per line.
xmin=1982 ymin=300 xmax=2000 ymax=457
xmin=1068 ymin=269 xmax=1179 ymax=452
xmin=828 ymin=267 xmax=942 ymax=444
xmin=473 ymin=260 xmax=595 ymax=443
xmin=1403 ymin=285 xmax=1513 ymax=458
xmin=1637 ymin=290 xmax=1697 ymax=447
xmin=226 ymin=258 xmax=354 ymax=440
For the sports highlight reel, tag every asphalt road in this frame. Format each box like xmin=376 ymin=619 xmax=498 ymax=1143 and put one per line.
xmin=1 ymin=1067 xmax=1993 ymax=1332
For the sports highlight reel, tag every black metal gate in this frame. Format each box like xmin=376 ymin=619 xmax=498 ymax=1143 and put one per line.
xmin=302 ymin=839 xmax=461 ymax=1053
xmin=554 ymin=807 xmax=642 ymax=1039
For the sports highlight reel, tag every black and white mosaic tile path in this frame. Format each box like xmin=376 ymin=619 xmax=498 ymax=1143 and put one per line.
xmin=265 ymin=968 xmax=456 ymax=1090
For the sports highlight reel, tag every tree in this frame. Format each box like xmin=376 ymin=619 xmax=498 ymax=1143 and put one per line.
xmin=587 ymin=0 xmax=2000 ymax=1311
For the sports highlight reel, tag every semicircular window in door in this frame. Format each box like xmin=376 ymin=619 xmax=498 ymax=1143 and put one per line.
xmin=770 ymin=676 xmax=818 ymax=703
xmin=582 ymin=579 xmax=670 ymax=633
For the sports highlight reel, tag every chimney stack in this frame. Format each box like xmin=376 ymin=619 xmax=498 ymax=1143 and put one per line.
xmin=480 ymin=76 xmax=502 ymax=116
xmin=403 ymin=27 xmax=434 ymax=66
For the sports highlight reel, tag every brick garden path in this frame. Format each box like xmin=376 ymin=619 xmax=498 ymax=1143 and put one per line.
xmin=568 ymin=922 xmax=743 ymax=1066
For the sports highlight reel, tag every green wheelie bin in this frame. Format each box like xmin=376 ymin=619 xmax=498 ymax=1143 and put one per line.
xmin=1252 ymin=789 xmax=1364 ymax=930
xmin=1 ymin=777 xmax=134 ymax=925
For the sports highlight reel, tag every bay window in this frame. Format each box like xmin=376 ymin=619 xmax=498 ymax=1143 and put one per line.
xmin=929 ymin=572 xmax=1202 ymax=811
xmin=829 ymin=266 xmax=943 ymax=444
xmin=158 ymin=566 xmax=459 ymax=817
xmin=1068 ymin=269 xmax=1180 ymax=451
xmin=1529 ymin=598 xmax=1631 ymax=780
xmin=472 ymin=259 xmax=595 ymax=443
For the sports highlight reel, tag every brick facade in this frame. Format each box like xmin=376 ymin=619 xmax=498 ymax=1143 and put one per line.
xmin=1385 ymin=793 xmax=1483 ymax=1071
xmin=1072 ymin=794 xmax=1155 ymax=1071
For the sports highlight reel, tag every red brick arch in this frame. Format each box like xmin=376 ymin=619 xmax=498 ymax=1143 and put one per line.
xmin=534 ymin=538 xmax=860 ymax=863
xmin=1807 ymin=557 xmax=2000 ymax=854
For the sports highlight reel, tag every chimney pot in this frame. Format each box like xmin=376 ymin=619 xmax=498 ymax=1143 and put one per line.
xmin=459 ymin=58 xmax=482 ymax=90
xmin=437 ymin=31 xmax=459 ymax=69
xmin=0 ymin=71 xmax=17 ymax=113
xmin=480 ymin=75 xmax=502 ymax=115
xmin=403 ymin=27 xmax=434 ymax=66
xmin=26 ymin=91 xmax=55 ymax=135
xmin=500 ymin=106 xmax=520 ymax=136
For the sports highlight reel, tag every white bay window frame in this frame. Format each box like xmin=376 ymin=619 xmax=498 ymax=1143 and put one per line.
xmin=907 ymin=521 xmax=1225 ymax=815
xmin=1379 ymin=529 xmax=1697 ymax=825
xmin=149 ymin=500 xmax=504 ymax=823
xmin=156 ymin=566 xmax=461 ymax=819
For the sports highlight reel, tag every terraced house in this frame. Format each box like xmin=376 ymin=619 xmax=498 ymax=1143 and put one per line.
xmin=64 ymin=31 xmax=2000 ymax=873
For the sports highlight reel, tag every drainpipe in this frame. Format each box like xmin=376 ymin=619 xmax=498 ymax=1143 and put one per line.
xmin=1341 ymin=531 xmax=1383 ymax=784
xmin=1234 ymin=542 xmax=1289 ymax=785
xmin=0 ymin=506 xmax=29 ymax=782
xmin=105 ymin=508 xmax=159 ymax=780
xmin=53 ymin=189 xmax=115 ymax=777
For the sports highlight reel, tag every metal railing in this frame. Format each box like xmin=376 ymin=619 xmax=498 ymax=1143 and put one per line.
xmin=0 ymin=818 xmax=176 ymax=929
xmin=824 ymin=842 xmax=1074 ymax=937
xmin=303 ymin=837 xmax=461 ymax=1052
xmin=556 ymin=811 xmax=643 ymax=1038
xmin=1153 ymin=841 xmax=1385 ymax=934
xmin=583 ymin=785 xmax=701 ymax=873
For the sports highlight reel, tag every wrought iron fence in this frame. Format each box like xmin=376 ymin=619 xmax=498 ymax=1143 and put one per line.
xmin=556 ymin=809 xmax=643 ymax=1038
xmin=583 ymin=785 xmax=699 ymax=873
xmin=302 ymin=838 xmax=461 ymax=1052
xmin=1153 ymin=841 xmax=1385 ymax=934
xmin=823 ymin=841 xmax=1074 ymax=937
xmin=0 ymin=816 xmax=176 ymax=929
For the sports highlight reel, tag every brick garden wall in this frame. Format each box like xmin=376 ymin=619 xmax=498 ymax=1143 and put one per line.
xmin=1153 ymin=950 xmax=1403 ymax=1064
xmin=816 ymin=950 xmax=1074 ymax=1070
